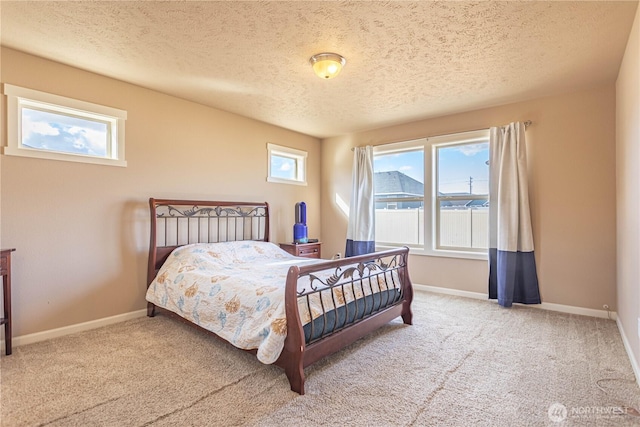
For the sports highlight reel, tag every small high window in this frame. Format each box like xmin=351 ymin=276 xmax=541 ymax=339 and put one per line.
xmin=267 ymin=143 xmax=307 ymax=185
xmin=3 ymin=84 xmax=127 ymax=167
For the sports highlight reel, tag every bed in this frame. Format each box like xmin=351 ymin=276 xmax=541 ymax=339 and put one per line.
xmin=146 ymin=198 xmax=413 ymax=394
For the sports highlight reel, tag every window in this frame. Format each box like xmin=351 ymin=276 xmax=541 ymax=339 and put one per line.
xmin=373 ymin=130 xmax=489 ymax=259
xmin=267 ymin=143 xmax=307 ymax=185
xmin=3 ymin=84 xmax=127 ymax=167
xmin=374 ymin=142 xmax=425 ymax=247
xmin=434 ymin=137 xmax=489 ymax=252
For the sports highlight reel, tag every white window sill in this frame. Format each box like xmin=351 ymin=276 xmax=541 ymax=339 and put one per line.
xmin=3 ymin=146 xmax=127 ymax=167
xmin=375 ymin=244 xmax=488 ymax=261
xmin=266 ymin=176 xmax=307 ymax=186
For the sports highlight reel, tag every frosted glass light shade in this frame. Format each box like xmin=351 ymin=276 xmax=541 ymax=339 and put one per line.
xmin=309 ymin=53 xmax=346 ymax=79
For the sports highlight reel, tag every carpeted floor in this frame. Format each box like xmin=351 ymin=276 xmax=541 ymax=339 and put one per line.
xmin=1 ymin=291 xmax=639 ymax=426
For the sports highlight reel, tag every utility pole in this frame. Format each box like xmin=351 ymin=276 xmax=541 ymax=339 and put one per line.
xmin=469 ymin=176 xmax=473 ymax=194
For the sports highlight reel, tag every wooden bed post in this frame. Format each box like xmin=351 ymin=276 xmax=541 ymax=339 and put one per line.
xmin=278 ymin=266 xmax=306 ymax=394
xmin=147 ymin=198 xmax=159 ymax=318
xmin=400 ymin=249 xmax=414 ymax=325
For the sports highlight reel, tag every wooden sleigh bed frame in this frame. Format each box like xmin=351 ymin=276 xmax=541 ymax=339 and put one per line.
xmin=146 ymin=198 xmax=413 ymax=394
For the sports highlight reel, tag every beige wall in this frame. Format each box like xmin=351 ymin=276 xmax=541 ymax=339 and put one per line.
xmin=0 ymin=42 xmax=627 ymax=337
xmin=0 ymin=48 xmax=321 ymax=336
xmin=322 ymin=84 xmax=618 ymax=311
xmin=616 ymin=6 xmax=640 ymax=377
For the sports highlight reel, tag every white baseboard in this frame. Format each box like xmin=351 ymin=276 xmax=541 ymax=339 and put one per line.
xmin=617 ymin=317 xmax=640 ymax=388
xmin=2 ymin=309 xmax=147 ymax=350
xmin=414 ymin=284 xmax=488 ymax=301
xmin=414 ymin=283 xmax=618 ymax=320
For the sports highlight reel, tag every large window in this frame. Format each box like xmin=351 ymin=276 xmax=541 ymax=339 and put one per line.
xmin=374 ymin=142 xmax=425 ymax=246
xmin=373 ymin=130 xmax=489 ymax=258
xmin=3 ymin=84 xmax=127 ymax=167
xmin=434 ymin=138 xmax=489 ymax=252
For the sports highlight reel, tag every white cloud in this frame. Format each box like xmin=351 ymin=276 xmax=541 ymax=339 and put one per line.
xmin=399 ymin=165 xmax=412 ymax=172
xmin=72 ymin=140 xmax=87 ymax=150
xmin=67 ymin=126 xmax=107 ymax=155
xmin=23 ymin=119 xmax=60 ymax=139
xmin=279 ymin=163 xmax=292 ymax=171
xmin=457 ymin=143 xmax=487 ymax=156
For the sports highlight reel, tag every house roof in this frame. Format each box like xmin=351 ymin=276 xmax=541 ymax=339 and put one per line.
xmin=374 ymin=171 xmax=424 ymax=197
xmin=1 ymin=1 xmax=637 ymax=138
xmin=375 ymin=171 xmax=489 ymax=208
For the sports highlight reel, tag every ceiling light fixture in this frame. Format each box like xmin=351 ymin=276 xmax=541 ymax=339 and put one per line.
xmin=309 ymin=53 xmax=346 ymax=79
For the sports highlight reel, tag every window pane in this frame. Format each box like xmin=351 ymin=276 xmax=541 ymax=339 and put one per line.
xmin=270 ymin=154 xmax=297 ymax=180
xmin=22 ymin=108 xmax=109 ymax=157
xmin=438 ymin=201 xmax=489 ymax=249
xmin=374 ymin=150 xmax=424 ymax=246
xmin=436 ymin=141 xmax=489 ymax=250
xmin=437 ymin=143 xmax=489 ymax=195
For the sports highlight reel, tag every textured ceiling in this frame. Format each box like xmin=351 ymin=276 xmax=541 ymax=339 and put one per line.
xmin=0 ymin=1 xmax=637 ymax=138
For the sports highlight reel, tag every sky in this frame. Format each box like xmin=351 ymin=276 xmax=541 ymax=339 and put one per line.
xmin=271 ymin=154 xmax=296 ymax=180
xmin=22 ymin=108 xmax=108 ymax=157
xmin=374 ymin=143 xmax=489 ymax=195
xmin=438 ymin=143 xmax=489 ymax=194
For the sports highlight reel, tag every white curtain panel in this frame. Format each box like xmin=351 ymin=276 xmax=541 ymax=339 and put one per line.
xmin=345 ymin=146 xmax=375 ymax=257
xmin=488 ymin=122 xmax=541 ymax=307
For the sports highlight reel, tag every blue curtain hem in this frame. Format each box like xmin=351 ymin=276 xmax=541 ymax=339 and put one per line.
xmin=345 ymin=240 xmax=375 ymax=257
xmin=488 ymin=248 xmax=541 ymax=307
xmin=495 ymin=298 xmax=542 ymax=308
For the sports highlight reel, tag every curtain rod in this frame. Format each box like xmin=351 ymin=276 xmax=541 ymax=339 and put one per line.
xmin=351 ymin=120 xmax=532 ymax=151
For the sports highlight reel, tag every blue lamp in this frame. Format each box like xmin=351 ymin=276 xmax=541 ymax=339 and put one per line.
xmin=293 ymin=202 xmax=308 ymax=243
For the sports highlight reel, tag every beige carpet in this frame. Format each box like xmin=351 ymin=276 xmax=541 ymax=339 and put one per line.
xmin=1 ymin=291 xmax=639 ymax=427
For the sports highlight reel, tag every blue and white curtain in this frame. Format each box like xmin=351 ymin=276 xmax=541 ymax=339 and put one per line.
xmin=346 ymin=146 xmax=375 ymax=257
xmin=488 ymin=122 xmax=541 ymax=307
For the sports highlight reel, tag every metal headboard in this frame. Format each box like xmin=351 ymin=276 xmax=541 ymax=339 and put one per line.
xmin=147 ymin=198 xmax=270 ymax=286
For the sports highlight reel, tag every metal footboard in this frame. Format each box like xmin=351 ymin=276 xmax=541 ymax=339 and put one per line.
xmin=297 ymin=252 xmax=407 ymax=344
xmin=278 ymin=247 xmax=413 ymax=394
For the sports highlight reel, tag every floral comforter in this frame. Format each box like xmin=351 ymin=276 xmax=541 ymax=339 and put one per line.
xmin=146 ymin=241 xmax=398 ymax=364
xmin=146 ymin=241 xmax=324 ymax=364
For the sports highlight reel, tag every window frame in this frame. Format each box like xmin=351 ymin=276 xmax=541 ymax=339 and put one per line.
xmin=432 ymin=132 xmax=490 ymax=254
xmin=373 ymin=130 xmax=489 ymax=260
xmin=266 ymin=142 xmax=307 ymax=186
xmin=2 ymin=83 xmax=127 ymax=167
xmin=373 ymin=139 xmax=427 ymax=249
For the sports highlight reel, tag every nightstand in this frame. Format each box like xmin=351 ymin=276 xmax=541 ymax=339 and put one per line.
xmin=279 ymin=242 xmax=322 ymax=259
